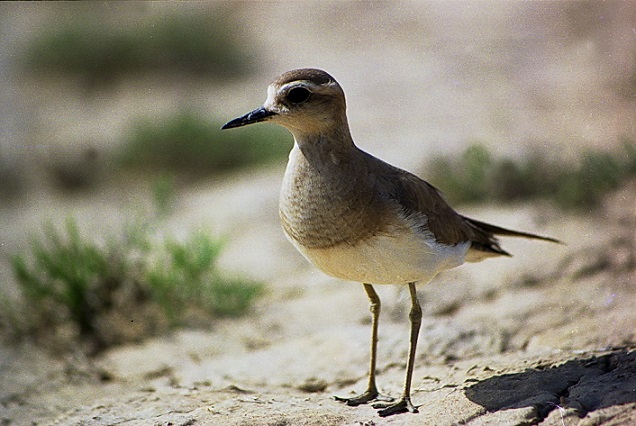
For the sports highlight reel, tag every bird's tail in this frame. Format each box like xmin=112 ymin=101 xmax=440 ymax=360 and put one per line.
xmin=463 ymin=216 xmax=562 ymax=244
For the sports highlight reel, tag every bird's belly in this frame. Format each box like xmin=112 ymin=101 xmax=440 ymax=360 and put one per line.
xmin=285 ymin=226 xmax=470 ymax=285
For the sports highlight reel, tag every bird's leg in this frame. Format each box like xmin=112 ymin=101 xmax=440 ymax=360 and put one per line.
xmin=335 ymin=283 xmax=392 ymax=406
xmin=373 ymin=282 xmax=421 ymax=416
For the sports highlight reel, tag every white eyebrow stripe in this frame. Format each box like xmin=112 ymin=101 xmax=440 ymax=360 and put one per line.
xmin=279 ymin=81 xmax=313 ymax=92
xmin=278 ymin=79 xmax=337 ymax=93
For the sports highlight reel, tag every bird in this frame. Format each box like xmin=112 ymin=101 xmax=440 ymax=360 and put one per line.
xmin=221 ymin=68 xmax=560 ymax=417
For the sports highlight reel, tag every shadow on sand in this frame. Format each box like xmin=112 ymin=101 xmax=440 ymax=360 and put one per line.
xmin=465 ymin=348 xmax=636 ymax=420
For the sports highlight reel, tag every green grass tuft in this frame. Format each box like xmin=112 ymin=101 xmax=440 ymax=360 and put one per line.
xmin=427 ymin=139 xmax=636 ymax=210
xmin=11 ymin=219 xmax=113 ymax=341
xmin=23 ymin=12 xmax=254 ymax=87
xmin=146 ymin=233 xmax=263 ymax=322
xmin=5 ymin=217 xmax=263 ymax=355
xmin=118 ymin=111 xmax=292 ymax=176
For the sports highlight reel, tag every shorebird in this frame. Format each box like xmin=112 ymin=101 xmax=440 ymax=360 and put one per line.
xmin=221 ymin=68 xmax=560 ymax=417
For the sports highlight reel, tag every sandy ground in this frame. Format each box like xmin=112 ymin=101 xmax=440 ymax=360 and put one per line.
xmin=1 ymin=174 xmax=635 ymax=426
xmin=1 ymin=2 xmax=636 ymax=425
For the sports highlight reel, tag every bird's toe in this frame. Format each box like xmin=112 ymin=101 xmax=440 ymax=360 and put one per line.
xmin=373 ymin=396 xmax=418 ymax=417
xmin=335 ymin=389 xmax=393 ymax=407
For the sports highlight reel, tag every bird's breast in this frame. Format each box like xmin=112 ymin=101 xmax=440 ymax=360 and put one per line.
xmin=279 ymin=147 xmax=382 ymax=249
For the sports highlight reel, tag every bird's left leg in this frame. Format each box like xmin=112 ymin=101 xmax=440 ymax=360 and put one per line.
xmin=335 ymin=283 xmax=393 ymax=406
xmin=373 ymin=282 xmax=421 ymax=416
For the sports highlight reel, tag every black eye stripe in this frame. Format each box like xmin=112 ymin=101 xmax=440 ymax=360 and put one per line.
xmin=287 ymin=87 xmax=311 ymax=104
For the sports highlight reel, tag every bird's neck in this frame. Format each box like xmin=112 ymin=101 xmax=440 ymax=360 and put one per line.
xmin=280 ymin=122 xmax=382 ymax=250
xmin=290 ymin=121 xmax=358 ymax=170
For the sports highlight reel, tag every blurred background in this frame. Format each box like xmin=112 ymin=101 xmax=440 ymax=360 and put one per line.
xmin=0 ymin=1 xmax=635 ymax=355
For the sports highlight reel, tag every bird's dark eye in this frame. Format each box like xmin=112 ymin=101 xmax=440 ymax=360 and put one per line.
xmin=287 ymin=87 xmax=311 ymax=104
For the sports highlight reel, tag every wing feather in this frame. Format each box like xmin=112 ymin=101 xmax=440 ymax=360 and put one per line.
xmin=365 ymin=153 xmax=560 ymax=257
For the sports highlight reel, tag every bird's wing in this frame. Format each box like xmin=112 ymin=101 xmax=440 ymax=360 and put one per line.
xmin=366 ymin=152 xmax=560 ymax=256
xmin=367 ymin=156 xmax=511 ymax=257
xmin=394 ymin=170 xmax=520 ymax=256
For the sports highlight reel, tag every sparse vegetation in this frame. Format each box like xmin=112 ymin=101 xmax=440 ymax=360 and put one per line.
xmin=427 ymin=139 xmax=636 ymax=210
xmin=146 ymin=234 xmax=263 ymax=321
xmin=152 ymin=173 xmax=176 ymax=217
xmin=11 ymin=220 xmax=116 ymax=347
xmin=4 ymin=215 xmax=263 ymax=355
xmin=118 ymin=111 xmax=292 ymax=176
xmin=23 ymin=12 xmax=254 ymax=87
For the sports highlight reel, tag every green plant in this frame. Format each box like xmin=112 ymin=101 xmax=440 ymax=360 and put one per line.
xmin=553 ymin=150 xmax=620 ymax=209
xmin=11 ymin=220 xmax=123 ymax=345
xmin=146 ymin=234 xmax=262 ymax=322
xmin=23 ymin=11 xmax=254 ymax=87
xmin=429 ymin=144 xmax=493 ymax=203
xmin=427 ymin=140 xmax=636 ymax=210
xmin=6 ymin=217 xmax=263 ymax=355
xmin=118 ymin=111 xmax=292 ymax=175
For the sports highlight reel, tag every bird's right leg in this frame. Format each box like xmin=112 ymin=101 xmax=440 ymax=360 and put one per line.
xmin=335 ymin=283 xmax=393 ymax=406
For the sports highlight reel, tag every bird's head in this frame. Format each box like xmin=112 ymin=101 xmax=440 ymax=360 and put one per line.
xmin=222 ymin=68 xmax=348 ymax=137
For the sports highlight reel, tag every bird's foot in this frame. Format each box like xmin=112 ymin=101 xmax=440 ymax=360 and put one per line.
xmin=373 ymin=396 xmax=418 ymax=417
xmin=335 ymin=389 xmax=393 ymax=407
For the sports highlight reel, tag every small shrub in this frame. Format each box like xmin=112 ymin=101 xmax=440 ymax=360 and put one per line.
xmin=118 ymin=111 xmax=292 ymax=175
xmin=146 ymin=234 xmax=262 ymax=321
xmin=5 ymin=218 xmax=263 ymax=355
xmin=427 ymin=140 xmax=636 ymax=210
xmin=553 ymin=150 xmax=621 ymax=209
xmin=23 ymin=11 xmax=254 ymax=87
xmin=11 ymin=220 xmax=115 ymax=345
xmin=429 ymin=145 xmax=492 ymax=203
xmin=135 ymin=13 xmax=254 ymax=77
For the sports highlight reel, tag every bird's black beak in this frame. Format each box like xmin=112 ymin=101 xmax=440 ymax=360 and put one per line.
xmin=221 ymin=107 xmax=277 ymax=130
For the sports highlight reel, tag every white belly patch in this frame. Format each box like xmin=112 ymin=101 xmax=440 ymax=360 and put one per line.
xmin=286 ymin=226 xmax=470 ymax=285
